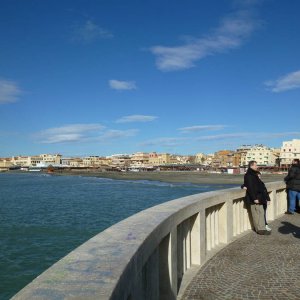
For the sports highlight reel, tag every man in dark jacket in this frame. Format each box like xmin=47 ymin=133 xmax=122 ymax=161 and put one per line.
xmin=244 ymin=161 xmax=271 ymax=235
xmin=242 ymin=172 xmax=271 ymax=231
xmin=284 ymin=159 xmax=300 ymax=214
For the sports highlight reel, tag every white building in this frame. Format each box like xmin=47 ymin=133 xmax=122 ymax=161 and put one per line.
xmin=245 ymin=145 xmax=277 ymax=166
xmin=109 ymin=154 xmax=131 ymax=167
xmin=11 ymin=156 xmax=32 ymax=166
xmin=11 ymin=154 xmax=62 ymax=167
xmin=202 ymin=154 xmax=214 ymax=166
xmin=280 ymin=139 xmax=300 ymax=165
xmin=130 ymin=152 xmax=150 ymax=168
xmin=236 ymin=145 xmax=252 ymax=167
xmin=0 ymin=158 xmax=13 ymax=169
xmin=69 ymin=158 xmax=84 ymax=167
xmin=82 ymin=156 xmax=111 ymax=167
xmin=195 ymin=153 xmax=206 ymax=164
xmin=40 ymin=154 xmax=62 ymax=165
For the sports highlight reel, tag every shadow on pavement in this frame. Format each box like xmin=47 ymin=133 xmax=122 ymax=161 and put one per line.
xmin=278 ymin=221 xmax=300 ymax=239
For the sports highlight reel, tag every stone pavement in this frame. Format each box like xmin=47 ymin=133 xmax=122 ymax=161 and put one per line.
xmin=182 ymin=214 xmax=300 ymax=300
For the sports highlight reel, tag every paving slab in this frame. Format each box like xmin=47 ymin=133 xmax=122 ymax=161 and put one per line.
xmin=182 ymin=214 xmax=300 ymax=300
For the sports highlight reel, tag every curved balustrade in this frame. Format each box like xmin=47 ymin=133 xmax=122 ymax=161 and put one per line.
xmin=13 ymin=181 xmax=286 ymax=300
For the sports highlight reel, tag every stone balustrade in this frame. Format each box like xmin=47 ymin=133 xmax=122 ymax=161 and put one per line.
xmin=12 ymin=181 xmax=286 ymax=300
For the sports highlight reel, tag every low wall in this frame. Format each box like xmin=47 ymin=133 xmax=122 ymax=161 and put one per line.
xmin=12 ymin=181 xmax=286 ymax=300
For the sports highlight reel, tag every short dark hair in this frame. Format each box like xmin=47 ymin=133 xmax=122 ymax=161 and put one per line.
xmin=293 ymin=159 xmax=300 ymax=164
xmin=248 ymin=160 xmax=257 ymax=168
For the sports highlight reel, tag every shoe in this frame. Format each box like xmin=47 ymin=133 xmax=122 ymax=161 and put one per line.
xmin=265 ymin=224 xmax=272 ymax=231
xmin=285 ymin=211 xmax=295 ymax=215
xmin=257 ymin=230 xmax=271 ymax=235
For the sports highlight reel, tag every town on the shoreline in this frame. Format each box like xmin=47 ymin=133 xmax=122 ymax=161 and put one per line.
xmin=1 ymin=139 xmax=299 ymax=174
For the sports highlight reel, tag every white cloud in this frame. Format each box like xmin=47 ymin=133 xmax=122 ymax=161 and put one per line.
xmin=150 ymin=8 xmax=258 ymax=71
xmin=0 ymin=79 xmax=22 ymax=104
xmin=197 ymin=133 xmax=248 ymax=141
xmin=178 ymin=125 xmax=226 ymax=133
xmin=42 ymin=133 xmax=83 ymax=144
xmin=109 ymin=80 xmax=136 ymax=90
xmin=263 ymin=132 xmax=300 ymax=138
xmin=37 ymin=123 xmax=105 ymax=144
xmin=97 ymin=129 xmax=139 ymax=141
xmin=35 ymin=124 xmax=138 ymax=144
xmin=197 ymin=131 xmax=300 ymax=142
xmin=116 ymin=115 xmax=157 ymax=123
xmin=140 ymin=137 xmax=187 ymax=147
xmin=41 ymin=124 xmax=104 ymax=135
xmin=265 ymin=70 xmax=300 ymax=93
xmin=72 ymin=20 xmax=113 ymax=43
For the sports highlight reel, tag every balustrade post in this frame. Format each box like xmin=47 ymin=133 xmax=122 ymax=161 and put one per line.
xmin=184 ymin=219 xmax=191 ymax=270
xmin=199 ymin=209 xmax=206 ymax=265
xmin=243 ymin=201 xmax=250 ymax=231
xmin=215 ymin=209 xmax=219 ymax=247
xmin=177 ymin=223 xmax=183 ymax=290
xmin=159 ymin=229 xmax=177 ymax=300
xmin=224 ymin=201 xmax=232 ymax=243
xmin=190 ymin=213 xmax=201 ymax=266
xmin=277 ymin=189 xmax=287 ymax=215
xmin=267 ymin=191 xmax=276 ymax=221
xmin=210 ymin=209 xmax=215 ymax=249
xmin=236 ymin=201 xmax=241 ymax=235
xmin=131 ymin=248 xmax=159 ymax=300
xmin=233 ymin=201 xmax=237 ymax=236
xmin=206 ymin=208 xmax=211 ymax=251
xmin=239 ymin=201 xmax=244 ymax=234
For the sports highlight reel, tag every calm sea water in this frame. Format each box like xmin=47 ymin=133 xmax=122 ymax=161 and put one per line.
xmin=0 ymin=172 xmax=237 ymax=299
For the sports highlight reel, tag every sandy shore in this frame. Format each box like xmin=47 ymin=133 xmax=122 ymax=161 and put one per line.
xmin=56 ymin=170 xmax=286 ymax=185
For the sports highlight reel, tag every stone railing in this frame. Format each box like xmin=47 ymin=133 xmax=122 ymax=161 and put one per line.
xmin=13 ymin=181 xmax=286 ymax=300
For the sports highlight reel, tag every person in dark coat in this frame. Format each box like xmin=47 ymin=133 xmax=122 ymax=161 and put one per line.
xmin=284 ymin=159 xmax=300 ymax=214
xmin=243 ymin=161 xmax=271 ymax=235
xmin=241 ymin=172 xmax=271 ymax=231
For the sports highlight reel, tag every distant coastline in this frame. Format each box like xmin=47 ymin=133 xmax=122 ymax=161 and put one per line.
xmin=50 ymin=170 xmax=285 ymax=185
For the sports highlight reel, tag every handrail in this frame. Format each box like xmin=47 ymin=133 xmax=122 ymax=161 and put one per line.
xmin=12 ymin=181 xmax=286 ymax=300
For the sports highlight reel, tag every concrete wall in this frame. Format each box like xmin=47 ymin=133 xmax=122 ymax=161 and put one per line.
xmin=12 ymin=181 xmax=286 ymax=300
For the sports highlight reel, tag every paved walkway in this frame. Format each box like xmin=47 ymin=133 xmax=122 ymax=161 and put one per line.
xmin=182 ymin=214 xmax=300 ymax=300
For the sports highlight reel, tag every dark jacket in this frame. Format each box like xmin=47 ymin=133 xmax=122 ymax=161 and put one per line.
xmin=284 ymin=163 xmax=300 ymax=192
xmin=243 ymin=168 xmax=270 ymax=205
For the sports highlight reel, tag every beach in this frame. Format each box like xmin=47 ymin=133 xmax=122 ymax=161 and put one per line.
xmin=57 ymin=170 xmax=286 ymax=185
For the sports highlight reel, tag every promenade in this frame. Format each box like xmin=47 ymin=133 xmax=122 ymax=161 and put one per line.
xmin=182 ymin=214 xmax=300 ymax=300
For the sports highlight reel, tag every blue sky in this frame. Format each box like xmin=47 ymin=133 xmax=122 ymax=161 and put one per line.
xmin=1 ymin=0 xmax=300 ymax=157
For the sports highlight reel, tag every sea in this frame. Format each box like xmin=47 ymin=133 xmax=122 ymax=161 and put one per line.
xmin=0 ymin=172 xmax=237 ymax=299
